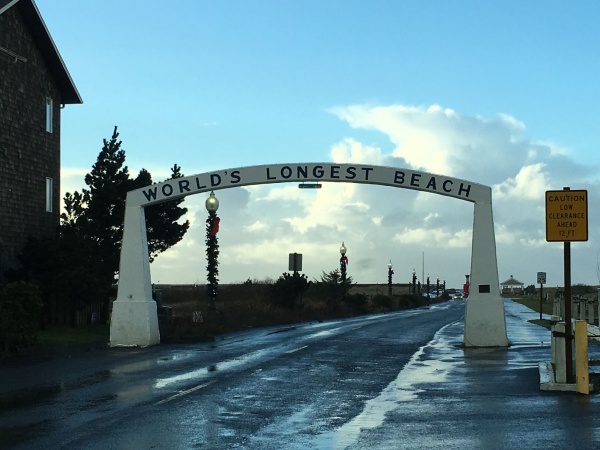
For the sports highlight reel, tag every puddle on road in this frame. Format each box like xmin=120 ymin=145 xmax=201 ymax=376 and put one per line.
xmin=306 ymin=328 xmax=342 ymax=340
xmin=463 ymin=346 xmax=509 ymax=366
xmin=110 ymin=358 xmax=157 ymax=374
xmin=298 ymin=321 xmax=464 ymax=449
xmin=154 ymin=348 xmax=273 ymax=388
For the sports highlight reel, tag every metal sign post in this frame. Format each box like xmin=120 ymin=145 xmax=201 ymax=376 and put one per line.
xmin=545 ymin=187 xmax=588 ymax=384
xmin=537 ymin=271 xmax=546 ymax=321
xmin=564 ymin=242 xmax=573 ymax=383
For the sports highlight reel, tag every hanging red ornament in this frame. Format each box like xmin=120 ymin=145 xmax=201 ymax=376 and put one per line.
xmin=209 ymin=215 xmax=220 ymax=237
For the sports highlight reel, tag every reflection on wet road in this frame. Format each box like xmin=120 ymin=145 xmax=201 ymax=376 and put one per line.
xmin=4 ymin=300 xmax=600 ymax=449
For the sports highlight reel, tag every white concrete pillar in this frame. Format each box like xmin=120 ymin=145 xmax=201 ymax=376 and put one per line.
xmin=552 ymin=322 xmax=567 ymax=383
xmin=463 ymin=198 xmax=508 ymax=347
xmin=110 ymin=200 xmax=160 ymax=347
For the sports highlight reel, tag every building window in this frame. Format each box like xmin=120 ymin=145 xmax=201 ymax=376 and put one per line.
xmin=46 ymin=177 xmax=53 ymax=212
xmin=46 ymin=97 xmax=53 ymax=133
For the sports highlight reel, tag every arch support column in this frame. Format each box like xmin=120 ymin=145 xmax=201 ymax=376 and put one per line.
xmin=109 ymin=200 xmax=159 ymax=347
xmin=464 ymin=199 xmax=509 ymax=347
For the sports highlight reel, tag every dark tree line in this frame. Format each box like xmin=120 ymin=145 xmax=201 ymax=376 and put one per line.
xmin=7 ymin=127 xmax=189 ymax=327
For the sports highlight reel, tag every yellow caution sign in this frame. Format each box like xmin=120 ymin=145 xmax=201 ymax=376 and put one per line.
xmin=545 ymin=189 xmax=588 ymax=242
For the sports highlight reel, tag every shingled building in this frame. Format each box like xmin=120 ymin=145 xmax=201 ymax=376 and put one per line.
xmin=0 ymin=0 xmax=81 ymax=280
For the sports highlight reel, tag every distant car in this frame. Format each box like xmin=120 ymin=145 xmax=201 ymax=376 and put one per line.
xmin=453 ymin=292 xmax=463 ymax=300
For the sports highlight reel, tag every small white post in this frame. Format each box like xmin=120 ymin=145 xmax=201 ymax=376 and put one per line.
xmin=553 ymin=322 xmax=567 ymax=383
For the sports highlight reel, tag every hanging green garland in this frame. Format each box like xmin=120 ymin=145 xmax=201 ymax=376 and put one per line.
xmin=206 ymin=211 xmax=220 ymax=305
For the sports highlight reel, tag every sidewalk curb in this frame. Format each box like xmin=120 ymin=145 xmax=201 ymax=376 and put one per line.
xmin=539 ymin=361 xmax=596 ymax=392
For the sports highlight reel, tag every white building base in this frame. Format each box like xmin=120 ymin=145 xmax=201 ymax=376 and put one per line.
xmin=464 ymin=296 xmax=509 ymax=347
xmin=110 ymin=300 xmax=160 ymax=347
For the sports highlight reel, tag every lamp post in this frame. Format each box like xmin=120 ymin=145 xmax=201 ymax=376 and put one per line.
xmin=436 ymin=277 xmax=440 ymax=298
xmin=388 ymin=261 xmax=394 ymax=296
xmin=339 ymin=242 xmax=348 ymax=300
xmin=412 ymin=268 xmax=417 ymax=295
xmin=205 ymin=191 xmax=220 ymax=310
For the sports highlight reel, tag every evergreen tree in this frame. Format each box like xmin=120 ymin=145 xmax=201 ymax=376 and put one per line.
xmin=62 ymin=127 xmax=130 ymax=283
xmin=61 ymin=126 xmax=189 ymax=282
xmin=13 ymin=127 xmax=189 ymax=326
xmin=142 ymin=164 xmax=189 ymax=261
xmin=313 ymin=269 xmax=354 ymax=304
xmin=268 ymin=272 xmax=310 ymax=308
xmin=317 ymin=269 xmax=354 ymax=286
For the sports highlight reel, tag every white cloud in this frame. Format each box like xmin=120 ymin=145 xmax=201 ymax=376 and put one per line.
xmin=493 ymin=163 xmax=550 ymax=201
xmin=244 ymin=220 xmax=269 ymax=233
xmin=62 ymin=102 xmax=595 ymax=288
xmin=330 ymin=104 xmax=541 ymax=186
xmin=330 ymin=138 xmax=388 ymax=165
xmin=393 ymin=227 xmax=471 ymax=249
xmin=60 ymin=167 xmax=88 ymax=198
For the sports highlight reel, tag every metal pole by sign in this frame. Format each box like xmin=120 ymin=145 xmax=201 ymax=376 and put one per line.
xmin=564 ymin=240 xmax=573 ymax=383
xmin=539 ymin=282 xmax=543 ymax=321
xmin=537 ymin=271 xmax=546 ymax=321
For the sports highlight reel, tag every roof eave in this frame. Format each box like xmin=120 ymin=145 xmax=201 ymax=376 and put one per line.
xmin=17 ymin=0 xmax=82 ymax=104
xmin=0 ymin=1 xmax=20 ymax=15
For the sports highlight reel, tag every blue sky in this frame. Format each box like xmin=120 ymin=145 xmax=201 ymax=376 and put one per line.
xmin=36 ymin=0 xmax=600 ymax=288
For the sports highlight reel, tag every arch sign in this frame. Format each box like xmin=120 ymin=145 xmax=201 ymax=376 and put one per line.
xmin=110 ymin=163 xmax=508 ymax=348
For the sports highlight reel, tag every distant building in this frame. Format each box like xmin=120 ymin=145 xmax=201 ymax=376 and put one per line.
xmin=500 ymin=275 xmax=524 ymax=294
xmin=0 ymin=0 xmax=82 ymax=280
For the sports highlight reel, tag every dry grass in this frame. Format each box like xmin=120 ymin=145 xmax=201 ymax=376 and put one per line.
xmin=156 ymin=283 xmax=430 ymax=342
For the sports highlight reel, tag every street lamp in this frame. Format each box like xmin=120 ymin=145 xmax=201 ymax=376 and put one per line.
xmin=340 ymin=242 xmax=348 ymax=299
xmin=412 ymin=268 xmax=417 ymax=295
xmin=205 ymin=191 xmax=220 ymax=310
xmin=388 ymin=261 xmax=394 ymax=296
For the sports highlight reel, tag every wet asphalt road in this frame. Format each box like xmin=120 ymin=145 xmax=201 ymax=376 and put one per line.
xmin=2 ymin=300 xmax=600 ymax=449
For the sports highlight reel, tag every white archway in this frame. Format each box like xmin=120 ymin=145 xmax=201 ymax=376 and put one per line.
xmin=109 ymin=163 xmax=508 ymax=348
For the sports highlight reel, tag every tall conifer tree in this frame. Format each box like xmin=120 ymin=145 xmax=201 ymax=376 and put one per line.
xmin=61 ymin=126 xmax=189 ymax=282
